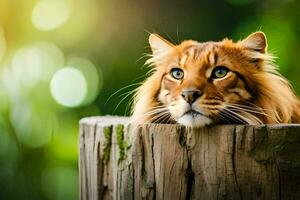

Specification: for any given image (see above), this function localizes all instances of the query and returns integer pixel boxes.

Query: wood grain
[79,117,300,200]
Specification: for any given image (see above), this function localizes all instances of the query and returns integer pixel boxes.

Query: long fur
[131,33,300,125]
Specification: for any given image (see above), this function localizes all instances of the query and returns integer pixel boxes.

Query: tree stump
[79,116,300,200]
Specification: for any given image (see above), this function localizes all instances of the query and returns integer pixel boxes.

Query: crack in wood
[232,126,243,200]
[185,151,194,199]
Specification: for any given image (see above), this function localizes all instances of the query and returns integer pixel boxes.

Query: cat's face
[132,32,298,126]
[149,32,267,127]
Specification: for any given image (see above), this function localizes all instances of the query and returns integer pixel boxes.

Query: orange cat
[131,32,300,127]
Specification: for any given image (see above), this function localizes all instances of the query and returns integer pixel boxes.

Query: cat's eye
[170,68,184,80]
[211,66,228,79]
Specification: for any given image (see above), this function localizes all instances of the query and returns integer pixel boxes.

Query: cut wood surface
[79,116,300,200]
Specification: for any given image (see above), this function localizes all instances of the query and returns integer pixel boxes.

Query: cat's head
[132,32,298,127]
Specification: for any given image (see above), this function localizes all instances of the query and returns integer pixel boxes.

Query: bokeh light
[32,0,72,31]
[12,42,64,87]
[67,57,102,105]
[50,67,87,107]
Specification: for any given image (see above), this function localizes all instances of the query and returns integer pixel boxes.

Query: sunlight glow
[32,0,72,31]
[50,67,87,107]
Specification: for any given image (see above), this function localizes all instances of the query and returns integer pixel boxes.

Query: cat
[131,32,300,127]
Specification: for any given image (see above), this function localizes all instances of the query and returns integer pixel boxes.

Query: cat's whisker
[131,73,151,83]
[145,111,170,123]
[139,106,169,118]
[125,96,137,116]
[144,109,169,116]
[225,104,266,115]
[113,91,135,114]
[218,111,239,124]
[217,111,235,124]
[135,53,151,64]
[226,108,263,125]
[222,107,261,125]
[165,114,173,124]
[146,107,169,115]
[220,108,249,124]
[144,111,169,120]
[229,108,275,122]
[143,105,168,111]
[106,82,142,105]
[227,102,274,112]
[239,111,263,125]
[153,113,171,123]
[118,88,139,98]
[225,104,279,123]
[227,107,267,117]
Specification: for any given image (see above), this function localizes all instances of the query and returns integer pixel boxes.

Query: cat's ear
[149,34,174,55]
[240,31,267,53]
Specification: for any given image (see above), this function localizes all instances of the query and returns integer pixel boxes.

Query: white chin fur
[177,114,212,127]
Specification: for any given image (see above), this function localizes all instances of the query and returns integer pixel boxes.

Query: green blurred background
[0,0,300,199]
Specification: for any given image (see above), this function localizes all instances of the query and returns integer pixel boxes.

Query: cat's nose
[181,90,203,104]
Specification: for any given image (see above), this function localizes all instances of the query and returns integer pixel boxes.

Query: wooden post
[79,116,300,200]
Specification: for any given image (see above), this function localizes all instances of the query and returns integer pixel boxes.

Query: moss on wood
[116,124,130,162]
[103,126,112,163]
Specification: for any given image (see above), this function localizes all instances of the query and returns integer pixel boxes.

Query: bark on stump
[79,116,300,200]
